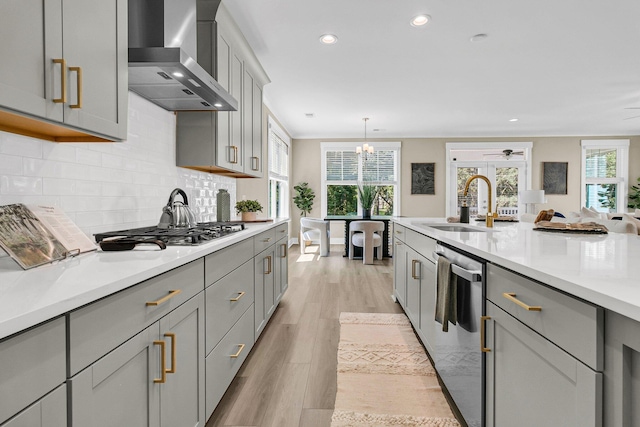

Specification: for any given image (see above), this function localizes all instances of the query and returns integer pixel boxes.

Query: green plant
[293,182,315,216]
[235,199,263,214]
[629,177,640,210]
[358,184,378,210]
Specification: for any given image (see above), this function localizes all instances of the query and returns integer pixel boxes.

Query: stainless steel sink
[418,223,488,232]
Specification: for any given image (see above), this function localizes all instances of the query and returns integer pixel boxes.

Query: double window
[268,117,289,219]
[321,142,401,217]
[581,139,629,213]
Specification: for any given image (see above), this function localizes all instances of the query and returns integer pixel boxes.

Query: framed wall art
[411,163,435,195]
[542,162,568,195]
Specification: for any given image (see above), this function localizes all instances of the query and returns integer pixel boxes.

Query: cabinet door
[70,324,161,427]
[275,239,289,301]
[0,0,63,122]
[255,246,276,337]
[393,240,407,306]
[485,302,601,427]
[61,0,127,139]
[159,294,205,427]
[405,247,421,327]
[418,255,436,355]
[1,384,66,427]
[250,81,263,177]
[242,68,254,175]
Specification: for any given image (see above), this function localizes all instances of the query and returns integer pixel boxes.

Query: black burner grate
[94,222,245,245]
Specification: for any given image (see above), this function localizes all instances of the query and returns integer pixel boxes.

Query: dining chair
[299,217,330,256]
[349,221,384,264]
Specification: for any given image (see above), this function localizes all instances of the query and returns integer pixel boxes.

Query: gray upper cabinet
[176,3,269,178]
[0,0,127,142]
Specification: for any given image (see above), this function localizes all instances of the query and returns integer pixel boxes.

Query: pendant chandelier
[356,118,374,155]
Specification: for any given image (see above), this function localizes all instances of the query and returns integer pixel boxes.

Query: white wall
[0,92,237,240]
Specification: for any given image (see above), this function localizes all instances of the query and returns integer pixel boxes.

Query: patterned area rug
[332,312,461,427]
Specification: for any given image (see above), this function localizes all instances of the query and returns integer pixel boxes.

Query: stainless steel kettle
[158,188,198,229]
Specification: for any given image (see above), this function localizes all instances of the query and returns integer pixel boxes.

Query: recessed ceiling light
[319,34,338,45]
[470,33,488,42]
[509,118,519,122]
[410,15,430,27]
[214,103,222,108]
[172,72,184,78]
[305,113,315,118]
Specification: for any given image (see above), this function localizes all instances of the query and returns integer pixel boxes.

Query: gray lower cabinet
[0,0,127,142]
[404,246,422,328]
[255,244,277,337]
[604,311,640,426]
[275,225,289,302]
[417,252,436,355]
[393,237,407,306]
[485,302,601,427]
[70,293,205,427]
[0,317,66,426]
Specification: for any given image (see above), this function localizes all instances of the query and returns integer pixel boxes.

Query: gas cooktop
[94,222,246,246]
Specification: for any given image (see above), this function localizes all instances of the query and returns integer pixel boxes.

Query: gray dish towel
[435,255,457,332]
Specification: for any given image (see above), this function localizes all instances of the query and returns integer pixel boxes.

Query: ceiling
[222,0,640,140]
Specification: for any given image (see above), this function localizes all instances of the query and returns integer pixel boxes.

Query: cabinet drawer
[405,228,436,256]
[0,317,66,425]
[254,228,277,255]
[205,238,253,286]
[205,259,254,354]
[393,224,406,242]
[275,222,288,239]
[205,305,254,417]
[487,264,603,370]
[69,258,204,375]
[1,383,67,427]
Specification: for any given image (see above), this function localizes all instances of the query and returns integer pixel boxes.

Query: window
[321,142,401,217]
[581,139,629,213]
[268,117,289,219]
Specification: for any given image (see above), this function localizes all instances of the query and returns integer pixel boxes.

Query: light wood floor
[205,244,403,427]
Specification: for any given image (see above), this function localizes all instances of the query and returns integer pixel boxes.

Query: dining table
[323,215,393,258]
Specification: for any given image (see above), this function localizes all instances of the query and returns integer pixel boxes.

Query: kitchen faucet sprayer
[463,175,498,227]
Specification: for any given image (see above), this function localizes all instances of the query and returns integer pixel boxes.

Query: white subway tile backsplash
[0,92,236,236]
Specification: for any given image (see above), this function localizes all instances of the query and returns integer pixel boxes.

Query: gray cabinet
[243,69,263,177]
[275,224,289,301]
[70,293,205,427]
[393,226,407,306]
[255,244,277,337]
[0,0,127,142]
[0,317,66,426]
[604,311,640,426]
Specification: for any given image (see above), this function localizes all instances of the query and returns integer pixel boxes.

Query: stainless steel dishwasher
[433,243,485,427]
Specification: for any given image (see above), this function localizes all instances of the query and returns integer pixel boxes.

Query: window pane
[373,185,394,215]
[327,185,357,216]
[326,151,357,181]
[586,183,617,212]
[457,167,479,215]
[586,148,616,179]
[363,150,395,182]
[496,167,519,212]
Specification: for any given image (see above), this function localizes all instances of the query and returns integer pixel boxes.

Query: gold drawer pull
[251,156,259,171]
[281,243,287,258]
[502,292,542,311]
[69,66,82,108]
[164,332,176,374]
[265,255,272,274]
[230,343,246,358]
[52,58,67,103]
[411,259,420,279]
[146,289,182,306]
[230,146,239,164]
[230,291,246,302]
[153,340,166,383]
[262,237,272,243]
[395,241,403,245]
[280,229,287,233]
[481,316,491,353]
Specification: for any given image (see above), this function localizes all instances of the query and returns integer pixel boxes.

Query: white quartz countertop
[394,217,640,323]
[0,220,287,341]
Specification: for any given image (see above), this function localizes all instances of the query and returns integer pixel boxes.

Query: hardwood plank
[285,303,321,364]
[303,318,339,409]
[299,409,333,427]
[205,377,247,427]
[261,363,311,427]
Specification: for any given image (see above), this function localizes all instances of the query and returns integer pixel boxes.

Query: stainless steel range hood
[128,0,237,111]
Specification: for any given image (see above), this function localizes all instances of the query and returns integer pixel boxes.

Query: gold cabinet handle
[395,241,403,245]
[229,146,238,164]
[230,343,245,358]
[69,66,82,108]
[281,243,287,258]
[52,58,67,103]
[265,255,272,274]
[164,332,176,374]
[153,340,167,383]
[146,289,182,306]
[395,230,402,234]
[280,229,287,233]
[411,259,420,279]
[481,316,491,353]
[502,292,542,311]
[251,156,259,171]
[262,238,272,243]
[230,291,246,302]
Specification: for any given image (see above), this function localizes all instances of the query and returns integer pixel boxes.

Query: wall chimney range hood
[128,0,237,111]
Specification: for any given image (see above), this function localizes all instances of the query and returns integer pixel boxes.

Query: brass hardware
[153,340,166,383]
[262,238,272,243]
[281,243,287,258]
[53,59,67,103]
[480,316,491,353]
[230,291,246,302]
[164,332,176,374]
[251,156,259,171]
[230,343,245,358]
[411,259,420,279]
[265,255,272,274]
[230,146,239,164]
[395,230,402,234]
[502,292,542,311]
[463,174,498,228]
[395,241,403,245]
[146,289,182,306]
[69,66,82,108]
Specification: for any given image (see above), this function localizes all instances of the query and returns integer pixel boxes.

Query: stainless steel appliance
[433,243,485,427]
[94,222,245,247]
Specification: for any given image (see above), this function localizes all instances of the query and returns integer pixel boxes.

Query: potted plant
[293,182,315,217]
[235,199,263,222]
[358,184,378,218]
[629,177,640,211]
